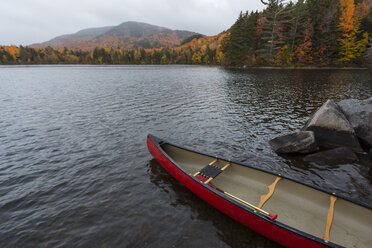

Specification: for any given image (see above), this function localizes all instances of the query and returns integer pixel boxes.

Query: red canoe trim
[147,135,340,248]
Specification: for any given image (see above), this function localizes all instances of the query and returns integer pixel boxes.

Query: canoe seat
[194,159,231,184]
[199,164,223,179]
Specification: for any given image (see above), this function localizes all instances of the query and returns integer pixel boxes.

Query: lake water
[1,65,371,247]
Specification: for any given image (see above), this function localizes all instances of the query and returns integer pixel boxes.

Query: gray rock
[303,100,362,152]
[369,148,372,161]
[303,147,359,165]
[269,131,319,154]
[355,125,372,149]
[338,98,372,149]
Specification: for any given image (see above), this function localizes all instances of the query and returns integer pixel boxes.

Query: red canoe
[147,134,372,248]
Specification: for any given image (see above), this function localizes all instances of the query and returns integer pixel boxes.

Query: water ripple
[0,66,371,247]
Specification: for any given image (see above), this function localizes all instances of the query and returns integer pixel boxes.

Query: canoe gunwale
[147,134,360,248]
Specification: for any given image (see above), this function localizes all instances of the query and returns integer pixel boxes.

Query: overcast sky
[1,0,265,46]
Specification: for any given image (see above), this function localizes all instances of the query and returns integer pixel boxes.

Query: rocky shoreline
[270,98,372,166]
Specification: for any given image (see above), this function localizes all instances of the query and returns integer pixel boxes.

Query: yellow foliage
[4,45,19,59]
[192,52,202,64]
[338,0,369,63]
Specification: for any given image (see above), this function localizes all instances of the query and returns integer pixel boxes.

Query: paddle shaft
[223,191,277,220]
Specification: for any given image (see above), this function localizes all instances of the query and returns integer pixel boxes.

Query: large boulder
[303,100,362,152]
[338,98,372,149]
[269,131,318,154]
[303,147,359,166]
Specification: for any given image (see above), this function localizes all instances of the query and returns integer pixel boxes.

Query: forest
[222,0,372,67]
[0,34,226,65]
[1,0,371,67]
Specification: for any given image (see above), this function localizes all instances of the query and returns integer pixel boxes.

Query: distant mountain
[30,21,201,50]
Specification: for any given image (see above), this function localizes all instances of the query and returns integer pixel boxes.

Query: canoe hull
[147,135,330,248]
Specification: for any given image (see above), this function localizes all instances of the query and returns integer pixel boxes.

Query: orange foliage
[338,0,369,62]
[3,46,19,59]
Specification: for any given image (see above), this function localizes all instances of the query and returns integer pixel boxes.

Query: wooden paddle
[196,175,278,221]
[222,191,278,220]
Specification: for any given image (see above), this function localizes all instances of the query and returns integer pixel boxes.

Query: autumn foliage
[0,34,227,65]
[1,0,371,66]
[221,0,371,67]
[338,0,369,63]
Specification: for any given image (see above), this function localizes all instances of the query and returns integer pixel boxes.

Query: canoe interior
[162,143,372,248]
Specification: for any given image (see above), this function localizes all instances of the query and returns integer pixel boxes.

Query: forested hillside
[222,0,372,66]
[1,0,371,66]
[0,34,226,65]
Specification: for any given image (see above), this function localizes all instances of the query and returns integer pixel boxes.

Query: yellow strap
[258,177,281,208]
[323,195,337,241]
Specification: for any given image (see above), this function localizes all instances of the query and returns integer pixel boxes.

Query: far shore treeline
[0,34,226,65]
[1,0,371,67]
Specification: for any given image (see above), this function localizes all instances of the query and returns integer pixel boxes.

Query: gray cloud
[1,0,264,45]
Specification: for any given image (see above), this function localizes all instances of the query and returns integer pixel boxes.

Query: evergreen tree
[221,11,258,66]
[288,0,307,53]
[256,0,294,63]
[306,0,340,64]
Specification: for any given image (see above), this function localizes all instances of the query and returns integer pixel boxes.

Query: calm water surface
[1,65,371,247]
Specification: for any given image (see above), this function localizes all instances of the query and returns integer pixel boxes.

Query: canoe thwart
[258,176,282,208]
[204,177,214,184]
[221,162,231,171]
[323,195,337,242]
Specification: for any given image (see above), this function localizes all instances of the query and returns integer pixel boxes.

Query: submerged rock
[303,147,359,166]
[303,100,362,152]
[338,98,372,149]
[269,131,318,154]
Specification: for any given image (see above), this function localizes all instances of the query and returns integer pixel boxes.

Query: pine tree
[221,11,258,66]
[306,0,340,64]
[288,0,307,53]
[256,0,294,63]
